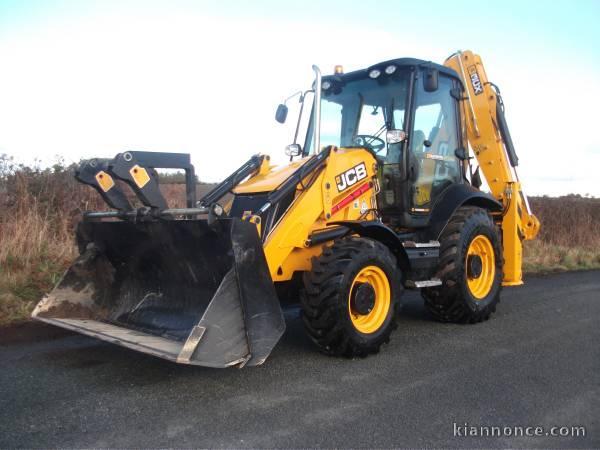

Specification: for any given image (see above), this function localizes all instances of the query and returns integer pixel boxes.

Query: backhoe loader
[33,50,540,367]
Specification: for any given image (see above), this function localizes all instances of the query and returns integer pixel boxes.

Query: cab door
[409,74,462,213]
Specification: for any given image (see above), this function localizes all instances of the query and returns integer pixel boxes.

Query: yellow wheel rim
[348,265,391,334]
[466,235,495,299]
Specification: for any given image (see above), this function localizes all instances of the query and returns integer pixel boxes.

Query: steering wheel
[353,135,385,152]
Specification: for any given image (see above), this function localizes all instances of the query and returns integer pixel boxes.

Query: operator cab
[306,58,466,229]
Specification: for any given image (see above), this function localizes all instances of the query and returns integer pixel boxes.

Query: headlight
[285,144,302,157]
[385,65,397,75]
[322,80,332,90]
[368,69,381,79]
[212,203,224,216]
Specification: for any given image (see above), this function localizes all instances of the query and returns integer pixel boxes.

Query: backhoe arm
[445,50,540,285]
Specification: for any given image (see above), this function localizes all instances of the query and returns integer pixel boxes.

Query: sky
[0,0,599,196]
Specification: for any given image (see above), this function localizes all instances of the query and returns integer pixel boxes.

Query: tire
[300,237,402,357]
[423,206,502,323]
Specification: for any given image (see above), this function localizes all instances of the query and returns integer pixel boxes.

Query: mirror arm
[292,92,306,146]
[284,90,303,105]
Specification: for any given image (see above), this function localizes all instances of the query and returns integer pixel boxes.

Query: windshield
[304,70,411,160]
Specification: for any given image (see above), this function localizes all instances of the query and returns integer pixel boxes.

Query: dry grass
[523,196,600,273]
[523,240,600,273]
[0,158,103,324]
[0,155,598,324]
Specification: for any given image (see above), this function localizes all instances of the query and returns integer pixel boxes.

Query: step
[405,278,443,288]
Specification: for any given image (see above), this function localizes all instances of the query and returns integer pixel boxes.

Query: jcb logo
[467,65,484,95]
[335,163,368,192]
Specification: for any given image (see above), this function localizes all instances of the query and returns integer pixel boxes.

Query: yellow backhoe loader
[33,50,539,367]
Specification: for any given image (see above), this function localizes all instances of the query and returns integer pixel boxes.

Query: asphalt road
[1,270,598,448]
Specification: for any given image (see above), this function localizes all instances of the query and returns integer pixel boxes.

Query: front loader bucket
[32,218,285,368]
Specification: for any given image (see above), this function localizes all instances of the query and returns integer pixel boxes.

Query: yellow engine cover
[245,148,379,282]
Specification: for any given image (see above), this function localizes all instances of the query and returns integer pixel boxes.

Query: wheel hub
[350,282,376,315]
[465,234,496,300]
[467,254,483,279]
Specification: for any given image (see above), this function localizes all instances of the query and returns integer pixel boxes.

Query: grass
[524,196,600,273]
[1,155,598,324]
[0,158,91,324]
[523,240,600,273]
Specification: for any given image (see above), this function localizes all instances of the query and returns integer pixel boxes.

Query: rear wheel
[300,237,402,357]
[423,206,502,323]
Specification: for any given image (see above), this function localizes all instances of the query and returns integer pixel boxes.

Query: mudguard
[329,220,411,270]
[425,184,502,241]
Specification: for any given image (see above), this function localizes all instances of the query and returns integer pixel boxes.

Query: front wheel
[301,237,402,357]
[423,206,503,323]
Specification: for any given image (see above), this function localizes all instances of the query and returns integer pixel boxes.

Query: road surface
[1,270,598,448]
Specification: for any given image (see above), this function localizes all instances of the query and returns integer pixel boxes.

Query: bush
[0,156,598,324]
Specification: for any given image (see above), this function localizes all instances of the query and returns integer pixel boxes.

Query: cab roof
[324,57,461,83]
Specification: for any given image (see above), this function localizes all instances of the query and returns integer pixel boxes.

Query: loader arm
[444,50,540,285]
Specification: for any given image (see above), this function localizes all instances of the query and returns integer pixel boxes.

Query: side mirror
[275,104,288,124]
[285,144,302,157]
[454,148,469,160]
[424,68,439,92]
